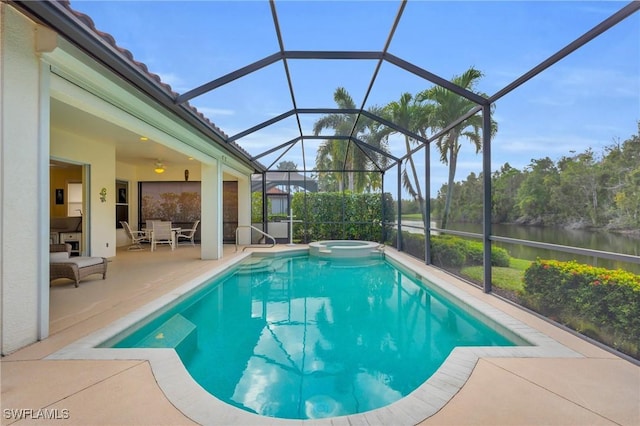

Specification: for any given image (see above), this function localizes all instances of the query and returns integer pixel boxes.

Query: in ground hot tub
[308,240,383,259]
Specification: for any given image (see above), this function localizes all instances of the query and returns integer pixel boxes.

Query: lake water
[400,221,640,273]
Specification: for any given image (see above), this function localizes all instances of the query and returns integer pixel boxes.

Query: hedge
[385,230,511,268]
[290,191,395,242]
[523,259,640,357]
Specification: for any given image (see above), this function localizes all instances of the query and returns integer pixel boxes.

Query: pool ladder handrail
[235,225,276,252]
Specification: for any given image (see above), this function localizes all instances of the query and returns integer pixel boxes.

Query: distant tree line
[431,123,640,230]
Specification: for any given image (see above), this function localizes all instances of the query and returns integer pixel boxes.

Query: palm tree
[417,67,497,229]
[313,88,361,191]
[276,161,298,171]
[359,105,392,192]
[313,88,390,193]
[382,93,434,225]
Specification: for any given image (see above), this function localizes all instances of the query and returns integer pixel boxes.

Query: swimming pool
[49,248,580,425]
[103,254,519,419]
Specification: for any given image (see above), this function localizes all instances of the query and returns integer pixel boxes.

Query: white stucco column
[236,173,252,245]
[0,7,51,353]
[37,59,53,340]
[200,160,222,259]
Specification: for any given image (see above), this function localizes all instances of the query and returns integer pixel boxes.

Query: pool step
[138,314,197,358]
[237,257,290,274]
[236,257,275,274]
[270,258,290,273]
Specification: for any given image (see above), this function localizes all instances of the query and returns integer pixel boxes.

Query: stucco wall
[51,128,116,258]
[0,5,44,353]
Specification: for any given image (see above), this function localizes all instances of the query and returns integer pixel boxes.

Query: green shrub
[402,232,426,259]
[463,240,511,267]
[431,236,466,268]
[491,247,511,267]
[524,259,640,357]
[384,231,512,269]
[291,191,392,242]
[251,192,270,222]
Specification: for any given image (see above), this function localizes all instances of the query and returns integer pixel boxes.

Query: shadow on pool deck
[1,244,638,425]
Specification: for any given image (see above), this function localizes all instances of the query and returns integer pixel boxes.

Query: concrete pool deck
[2,245,639,425]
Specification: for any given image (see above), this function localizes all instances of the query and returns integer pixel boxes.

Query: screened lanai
[8,0,640,368]
[20,0,640,287]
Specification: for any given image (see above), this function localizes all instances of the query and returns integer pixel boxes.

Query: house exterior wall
[0,4,47,354]
[51,128,116,258]
[0,4,254,354]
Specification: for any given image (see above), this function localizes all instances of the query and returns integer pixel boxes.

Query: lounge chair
[177,220,200,246]
[49,244,107,287]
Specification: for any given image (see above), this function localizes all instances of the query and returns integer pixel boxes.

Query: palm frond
[401,165,418,199]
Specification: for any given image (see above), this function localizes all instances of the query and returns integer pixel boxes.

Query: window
[139,181,201,232]
[67,182,83,216]
[116,180,128,228]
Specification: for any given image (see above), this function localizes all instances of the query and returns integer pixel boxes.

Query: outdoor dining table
[171,227,181,248]
[144,225,182,250]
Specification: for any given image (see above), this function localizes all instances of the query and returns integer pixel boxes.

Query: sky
[70,0,640,198]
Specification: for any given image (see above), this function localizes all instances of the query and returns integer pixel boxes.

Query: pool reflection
[170,256,514,419]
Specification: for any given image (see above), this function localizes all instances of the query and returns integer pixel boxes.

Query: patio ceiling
[50,99,195,171]
[14,0,640,176]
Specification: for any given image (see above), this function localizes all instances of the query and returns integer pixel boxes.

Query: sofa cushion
[52,256,104,268]
[68,257,104,268]
[50,252,70,262]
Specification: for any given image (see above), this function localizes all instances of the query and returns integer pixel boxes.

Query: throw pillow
[50,251,70,262]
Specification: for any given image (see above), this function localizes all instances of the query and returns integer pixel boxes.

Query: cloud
[154,72,189,92]
[529,67,640,105]
[457,160,483,171]
[559,68,638,97]
[236,126,302,158]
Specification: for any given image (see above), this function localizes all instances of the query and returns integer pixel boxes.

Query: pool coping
[46,247,582,425]
[309,239,383,259]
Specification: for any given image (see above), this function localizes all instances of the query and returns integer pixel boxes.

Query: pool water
[109,255,517,420]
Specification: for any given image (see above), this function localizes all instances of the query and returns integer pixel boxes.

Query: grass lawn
[401,214,424,220]
[461,258,533,293]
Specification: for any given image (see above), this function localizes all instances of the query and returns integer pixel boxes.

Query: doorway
[49,160,86,255]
